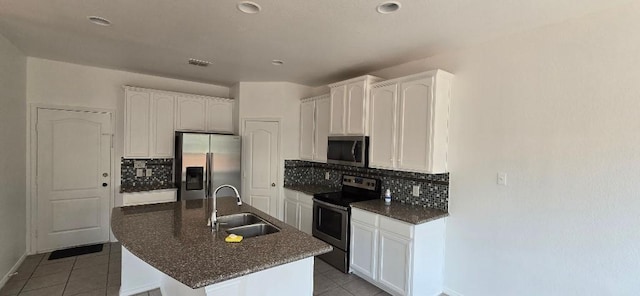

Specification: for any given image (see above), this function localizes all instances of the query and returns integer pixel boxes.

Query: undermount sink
[217,213,264,228]
[217,212,280,238]
[226,223,280,239]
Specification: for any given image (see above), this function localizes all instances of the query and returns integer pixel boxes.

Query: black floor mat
[48,244,103,260]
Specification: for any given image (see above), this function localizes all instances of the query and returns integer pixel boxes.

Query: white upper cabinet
[300,100,315,160]
[176,95,234,133]
[150,93,175,157]
[124,89,151,157]
[369,70,453,173]
[299,94,330,162]
[346,80,366,135]
[313,97,330,162]
[329,86,346,135]
[206,99,234,133]
[124,86,234,158]
[175,96,207,131]
[369,84,398,169]
[329,75,383,136]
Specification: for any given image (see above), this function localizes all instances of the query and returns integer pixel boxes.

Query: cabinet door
[206,99,234,133]
[313,97,330,162]
[284,198,298,228]
[150,93,175,158]
[329,85,346,135]
[298,202,313,235]
[176,96,206,131]
[346,81,367,135]
[299,100,315,161]
[124,90,151,157]
[350,221,378,280]
[378,230,411,295]
[397,77,434,172]
[369,84,398,169]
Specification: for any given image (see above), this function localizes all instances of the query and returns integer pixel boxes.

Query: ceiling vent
[188,58,211,67]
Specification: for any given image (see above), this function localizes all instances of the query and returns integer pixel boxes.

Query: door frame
[27,104,116,254]
[240,118,283,220]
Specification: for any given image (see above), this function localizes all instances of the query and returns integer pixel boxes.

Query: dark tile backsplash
[121,158,174,189]
[284,160,449,211]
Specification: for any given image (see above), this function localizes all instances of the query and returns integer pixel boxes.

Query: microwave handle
[351,141,357,161]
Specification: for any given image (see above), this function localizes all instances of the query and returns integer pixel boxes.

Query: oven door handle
[313,199,349,211]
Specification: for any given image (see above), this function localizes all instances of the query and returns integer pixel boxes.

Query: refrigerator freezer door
[179,133,210,200]
[209,134,242,199]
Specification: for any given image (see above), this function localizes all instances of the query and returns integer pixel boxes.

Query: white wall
[26,58,230,209]
[236,82,313,218]
[0,34,27,283]
[371,3,640,295]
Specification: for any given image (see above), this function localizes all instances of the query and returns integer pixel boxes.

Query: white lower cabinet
[350,208,446,296]
[283,189,313,235]
[350,220,378,279]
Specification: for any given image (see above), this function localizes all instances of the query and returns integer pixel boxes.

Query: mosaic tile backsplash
[121,158,174,190]
[284,160,449,211]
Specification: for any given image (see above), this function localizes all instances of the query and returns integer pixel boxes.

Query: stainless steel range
[312,175,381,273]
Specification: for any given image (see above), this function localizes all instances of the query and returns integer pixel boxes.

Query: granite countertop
[351,199,449,225]
[120,184,176,193]
[111,196,332,289]
[283,184,340,195]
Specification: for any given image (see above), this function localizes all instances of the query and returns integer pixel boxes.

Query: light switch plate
[412,185,420,197]
[136,168,145,177]
[497,172,508,186]
[134,160,146,169]
[325,172,330,180]
[146,169,153,177]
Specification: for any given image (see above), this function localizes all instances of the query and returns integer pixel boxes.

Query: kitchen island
[111,196,332,296]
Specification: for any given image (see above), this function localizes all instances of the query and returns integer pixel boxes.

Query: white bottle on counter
[384,189,392,205]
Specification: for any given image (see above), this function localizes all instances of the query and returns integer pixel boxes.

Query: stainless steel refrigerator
[175,132,241,200]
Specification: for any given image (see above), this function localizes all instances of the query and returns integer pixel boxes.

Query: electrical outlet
[412,185,420,197]
[136,168,145,177]
[146,169,153,177]
[325,172,330,180]
[134,160,146,169]
[497,172,508,186]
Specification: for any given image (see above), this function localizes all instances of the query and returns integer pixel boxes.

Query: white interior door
[242,120,279,218]
[36,108,112,252]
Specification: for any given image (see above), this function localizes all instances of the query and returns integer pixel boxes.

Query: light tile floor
[1,242,389,296]
[313,258,390,296]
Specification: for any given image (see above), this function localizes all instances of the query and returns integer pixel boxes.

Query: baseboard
[0,253,27,289]
[443,287,464,296]
[119,282,160,296]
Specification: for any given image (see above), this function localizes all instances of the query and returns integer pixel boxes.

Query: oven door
[312,199,349,251]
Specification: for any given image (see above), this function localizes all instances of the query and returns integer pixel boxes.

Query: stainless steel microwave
[326,136,369,167]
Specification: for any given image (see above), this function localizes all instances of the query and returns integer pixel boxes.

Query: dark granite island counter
[111,196,331,296]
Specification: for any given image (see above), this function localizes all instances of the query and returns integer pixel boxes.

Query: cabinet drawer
[351,208,378,226]
[283,189,298,201]
[123,189,177,206]
[379,215,413,239]
[298,193,313,206]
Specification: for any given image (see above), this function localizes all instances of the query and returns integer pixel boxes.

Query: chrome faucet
[209,184,242,230]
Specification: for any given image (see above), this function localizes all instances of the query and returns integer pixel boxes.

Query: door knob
[103,173,109,177]
[271,183,276,187]
[102,183,108,187]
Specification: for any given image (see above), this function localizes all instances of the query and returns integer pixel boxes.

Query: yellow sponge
[225,234,243,243]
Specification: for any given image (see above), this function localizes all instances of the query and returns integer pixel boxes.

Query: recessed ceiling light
[87,16,112,26]
[188,58,212,67]
[376,1,401,14]
[272,60,284,66]
[237,1,261,14]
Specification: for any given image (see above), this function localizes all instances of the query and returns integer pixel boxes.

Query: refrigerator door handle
[205,152,211,198]
[209,152,215,197]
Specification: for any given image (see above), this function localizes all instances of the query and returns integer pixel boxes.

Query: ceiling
[0,0,631,86]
